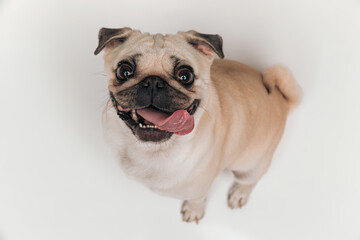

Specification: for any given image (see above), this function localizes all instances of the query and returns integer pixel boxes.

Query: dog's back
[209,59,301,171]
[211,59,302,113]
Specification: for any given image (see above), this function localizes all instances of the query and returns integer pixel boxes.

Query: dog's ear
[182,30,224,59]
[94,27,134,55]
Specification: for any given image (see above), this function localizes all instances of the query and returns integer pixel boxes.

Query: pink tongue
[136,108,194,135]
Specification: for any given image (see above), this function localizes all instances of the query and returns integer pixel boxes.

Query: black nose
[142,76,165,89]
[137,76,170,107]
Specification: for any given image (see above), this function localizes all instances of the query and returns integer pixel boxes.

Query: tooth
[131,110,139,123]
[138,123,157,129]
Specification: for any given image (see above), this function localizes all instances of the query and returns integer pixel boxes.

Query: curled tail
[263,65,302,112]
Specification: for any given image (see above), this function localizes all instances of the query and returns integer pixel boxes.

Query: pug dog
[94,27,301,223]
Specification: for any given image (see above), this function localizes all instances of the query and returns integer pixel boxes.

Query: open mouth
[110,93,200,142]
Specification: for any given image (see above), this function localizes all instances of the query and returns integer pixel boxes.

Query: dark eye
[116,62,134,81]
[176,67,194,85]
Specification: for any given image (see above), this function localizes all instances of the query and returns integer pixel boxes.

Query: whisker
[93,71,108,77]
[199,106,213,120]
[97,93,111,111]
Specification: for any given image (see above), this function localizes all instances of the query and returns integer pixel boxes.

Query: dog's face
[95,28,224,142]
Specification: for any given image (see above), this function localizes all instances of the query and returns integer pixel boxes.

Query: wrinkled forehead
[104,32,204,74]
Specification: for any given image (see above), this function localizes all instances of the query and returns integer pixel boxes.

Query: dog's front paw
[180,199,205,224]
[227,182,254,209]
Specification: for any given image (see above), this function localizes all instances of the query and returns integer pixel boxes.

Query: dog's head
[95,27,224,143]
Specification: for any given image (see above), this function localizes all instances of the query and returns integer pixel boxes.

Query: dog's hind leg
[227,155,272,209]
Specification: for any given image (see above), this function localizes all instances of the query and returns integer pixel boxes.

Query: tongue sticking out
[136,108,194,135]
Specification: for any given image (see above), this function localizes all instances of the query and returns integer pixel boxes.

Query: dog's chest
[120,143,212,199]
[122,146,192,186]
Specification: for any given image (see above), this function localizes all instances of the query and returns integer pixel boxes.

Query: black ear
[183,30,224,59]
[94,27,133,55]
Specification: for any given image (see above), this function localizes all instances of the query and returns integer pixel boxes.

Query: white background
[0,0,359,239]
